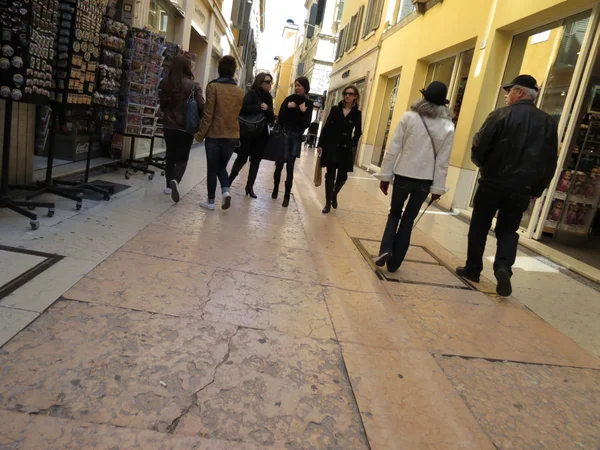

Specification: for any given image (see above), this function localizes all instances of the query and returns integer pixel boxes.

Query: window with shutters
[346,15,357,51]
[335,25,348,60]
[306,3,318,39]
[315,0,326,27]
[397,0,415,22]
[363,0,384,38]
[352,6,364,46]
[335,0,344,22]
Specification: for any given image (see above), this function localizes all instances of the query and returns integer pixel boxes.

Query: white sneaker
[222,192,231,210]
[200,201,215,211]
[163,188,172,195]
[169,180,180,203]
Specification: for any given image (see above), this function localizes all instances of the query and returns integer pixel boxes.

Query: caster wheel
[161,171,165,176]
[28,206,35,211]
[133,168,138,173]
[103,194,111,201]
[148,174,155,180]
[30,220,40,230]
[108,187,115,195]
[48,208,55,218]
[76,201,82,211]
[125,173,131,180]
[102,167,108,174]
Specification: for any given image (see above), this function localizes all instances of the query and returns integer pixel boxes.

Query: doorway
[371,75,400,167]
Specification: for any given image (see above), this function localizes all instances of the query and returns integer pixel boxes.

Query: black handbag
[238,96,266,139]
[262,125,286,162]
[184,85,200,135]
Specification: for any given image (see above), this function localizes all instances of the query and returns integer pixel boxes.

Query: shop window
[424,56,456,89]
[372,75,400,166]
[397,0,415,23]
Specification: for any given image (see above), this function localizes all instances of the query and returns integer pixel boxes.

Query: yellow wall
[274,55,294,114]
[363,0,597,174]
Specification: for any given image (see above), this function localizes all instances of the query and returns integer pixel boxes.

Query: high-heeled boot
[228,161,244,186]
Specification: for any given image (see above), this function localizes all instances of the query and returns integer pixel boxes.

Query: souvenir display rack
[0,0,58,227]
[545,113,600,236]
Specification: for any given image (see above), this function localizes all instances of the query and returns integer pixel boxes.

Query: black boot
[323,174,334,214]
[272,170,281,199]
[333,181,345,209]
[229,161,244,186]
[282,185,291,207]
[322,203,331,214]
[246,187,258,199]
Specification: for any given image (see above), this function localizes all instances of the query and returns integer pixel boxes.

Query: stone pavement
[0,147,600,449]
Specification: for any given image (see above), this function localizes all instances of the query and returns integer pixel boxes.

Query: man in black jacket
[456,75,558,297]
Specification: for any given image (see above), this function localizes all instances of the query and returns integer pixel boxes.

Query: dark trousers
[205,138,237,200]
[324,164,348,204]
[164,129,194,188]
[465,182,531,276]
[229,137,265,189]
[379,176,432,272]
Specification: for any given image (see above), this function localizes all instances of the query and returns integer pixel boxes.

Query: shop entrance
[371,75,400,168]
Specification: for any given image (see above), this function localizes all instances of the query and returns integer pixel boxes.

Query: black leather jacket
[472,99,558,195]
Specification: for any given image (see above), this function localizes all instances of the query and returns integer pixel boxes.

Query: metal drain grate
[352,238,475,291]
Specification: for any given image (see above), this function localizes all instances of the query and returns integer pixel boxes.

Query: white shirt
[375,111,455,195]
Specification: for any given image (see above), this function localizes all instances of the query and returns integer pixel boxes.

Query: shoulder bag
[238,92,266,139]
[184,84,200,135]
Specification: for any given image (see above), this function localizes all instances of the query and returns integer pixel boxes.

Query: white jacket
[375,111,455,195]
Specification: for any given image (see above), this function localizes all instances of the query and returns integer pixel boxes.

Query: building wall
[361,0,598,211]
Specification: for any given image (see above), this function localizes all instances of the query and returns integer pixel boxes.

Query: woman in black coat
[229,72,275,198]
[318,85,362,213]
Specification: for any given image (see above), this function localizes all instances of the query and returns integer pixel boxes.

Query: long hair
[163,54,193,96]
[342,85,360,108]
[410,98,451,119]
[252,72,272,91]
[295,76,310,94]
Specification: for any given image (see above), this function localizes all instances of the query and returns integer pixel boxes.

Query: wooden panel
[0,101,4,182]
[8,102,18,184]
[0,101,37,185]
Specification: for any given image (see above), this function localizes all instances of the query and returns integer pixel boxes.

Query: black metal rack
[104,134,155,180]
[1,100,55,230]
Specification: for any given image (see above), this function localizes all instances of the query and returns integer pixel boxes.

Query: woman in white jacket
[374,81,455,272]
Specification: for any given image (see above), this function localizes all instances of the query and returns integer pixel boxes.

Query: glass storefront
[148,0,177,42]
[371,75,400,167]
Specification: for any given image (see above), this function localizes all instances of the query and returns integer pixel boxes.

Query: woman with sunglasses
[317,85,362,213]
[229,73,275,198]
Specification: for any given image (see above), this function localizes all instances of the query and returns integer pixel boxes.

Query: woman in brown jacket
[159,54,204,203]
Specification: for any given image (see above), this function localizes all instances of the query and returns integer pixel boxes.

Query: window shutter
[231,0,243,29]
[372,0,384,31]
[297,62,305,77]
[315,0,326,27]
[362,0,373,37]
[307,3,318,38]
[354,6,364,45]
[346,17,355,51]
[336,0,344,21]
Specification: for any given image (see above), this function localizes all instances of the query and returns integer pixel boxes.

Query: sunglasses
[344,92,356,97]
[264,79,273,84]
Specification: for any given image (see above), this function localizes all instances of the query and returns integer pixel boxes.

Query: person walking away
[195,55,244,211]
[318,85,362,214]
[159,54,204,203]
[273,77,314,207]
[456,75,558,296]
[374,81,455,273]
[228,73,275,198]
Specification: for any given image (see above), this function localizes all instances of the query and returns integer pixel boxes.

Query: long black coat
[238,88,275,159]
[318,103,362,172]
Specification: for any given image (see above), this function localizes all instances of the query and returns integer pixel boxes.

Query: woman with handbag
[159,54,205,203]
[317,85,362,214]
[273,77,314,207]
[229,73,275,198]
[374,81,455,273]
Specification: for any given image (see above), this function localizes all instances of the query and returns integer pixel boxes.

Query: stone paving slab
[0,301,367,449]
[397,297,600,369]
[122,224,321,284]
[0,409,261,450]
[384,261,468,288]
[65,251,334,340]
[437,356,600,450]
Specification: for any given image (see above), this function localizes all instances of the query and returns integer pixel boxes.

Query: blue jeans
[379,176,432,272]
[205,138,237,201]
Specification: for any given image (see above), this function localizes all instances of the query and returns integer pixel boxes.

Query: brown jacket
[196,78,244,141]
[160,76,205,132]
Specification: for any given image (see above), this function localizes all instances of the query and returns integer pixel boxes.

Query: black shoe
[282,194,290,207]
[456,266,480,283]
[246,187,258,199]
[169,180,180,203]
[495,268,512,297]
[322,204,331,214]
[332,192,338,209]
[272,189,278,200]
[375,252,391,267]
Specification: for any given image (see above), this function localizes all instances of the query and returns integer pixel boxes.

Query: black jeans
[273,131,302,194]
[379,176,432,272]
[465,182,531,276]
[205,138,237,200]
[164,129,194,188]
[325,164,348,203]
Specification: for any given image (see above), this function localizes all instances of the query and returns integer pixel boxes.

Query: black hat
[420,81,449,106]
[502,74,539,92]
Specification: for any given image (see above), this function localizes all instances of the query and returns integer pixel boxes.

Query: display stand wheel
[76,200,82,211]
[102,167,108,174]
[148,173,154,180]
[125,172,131,180]
[103,193,110,201]
[30,220,40,230]
[48,208,55,218]
[28,206,35,211]
[161,171,165,176]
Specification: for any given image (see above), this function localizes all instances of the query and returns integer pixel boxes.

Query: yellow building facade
[359,0,600,249]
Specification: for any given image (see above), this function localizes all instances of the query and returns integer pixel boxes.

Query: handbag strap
[419,114,438,179]
[189,84,195,99]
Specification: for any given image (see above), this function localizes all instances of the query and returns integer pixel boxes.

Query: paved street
[0,147,599,449]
